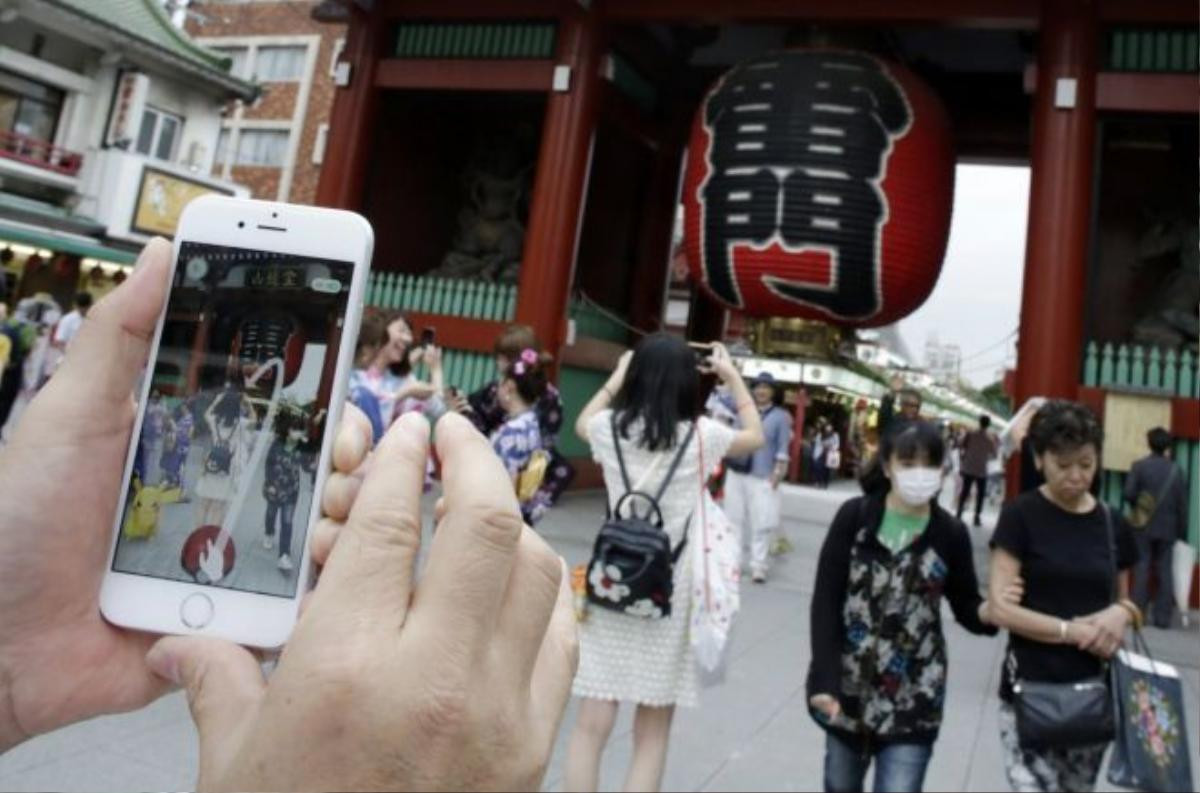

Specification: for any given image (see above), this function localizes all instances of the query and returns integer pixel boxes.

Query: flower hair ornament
[513,348,539,376]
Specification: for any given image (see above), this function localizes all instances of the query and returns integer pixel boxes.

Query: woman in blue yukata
[489,346,554,524]
[461,325,573,521]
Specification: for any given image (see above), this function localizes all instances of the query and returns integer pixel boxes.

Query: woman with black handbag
[563,335,763,793]
[987,400,1142,792]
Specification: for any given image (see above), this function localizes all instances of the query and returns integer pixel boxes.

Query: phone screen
[111,241,353,598]
[420,327,435,347]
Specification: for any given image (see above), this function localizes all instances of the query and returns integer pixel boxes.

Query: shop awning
[0,219,138,266]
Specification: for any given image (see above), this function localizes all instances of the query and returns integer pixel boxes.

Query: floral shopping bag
[1108,635,1194,793]
[689,429,741,675]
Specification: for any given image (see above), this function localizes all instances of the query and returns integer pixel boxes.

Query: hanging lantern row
[683,49,955,328]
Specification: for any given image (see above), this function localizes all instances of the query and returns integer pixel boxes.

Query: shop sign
[132,167,233,238]
[106,71,150,149]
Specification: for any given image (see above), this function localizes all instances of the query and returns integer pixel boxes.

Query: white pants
[723,470,781,576]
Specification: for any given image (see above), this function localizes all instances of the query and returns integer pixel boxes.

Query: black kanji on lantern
[699,51,911,320]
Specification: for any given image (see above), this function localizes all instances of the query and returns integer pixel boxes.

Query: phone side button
[180,593,214,629]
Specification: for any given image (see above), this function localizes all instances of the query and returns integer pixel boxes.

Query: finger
[333,402,373,473]
[19,239,171,427]
[313,412,429,629]
[321,471,363,523]
[309,517,343,568]
[410,413,524,650]
[146,636,265,765]
[434,497,447,525]
[530,558,580,742]
[495,528,564,682]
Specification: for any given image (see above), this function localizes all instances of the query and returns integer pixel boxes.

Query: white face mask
[891,466,942,506]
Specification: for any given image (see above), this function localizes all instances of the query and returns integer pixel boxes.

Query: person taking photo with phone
[562,336,763,793]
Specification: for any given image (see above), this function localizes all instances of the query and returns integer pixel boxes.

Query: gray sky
[898,164,1029,387]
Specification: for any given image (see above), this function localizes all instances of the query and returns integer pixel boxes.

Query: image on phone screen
[111,241,353,598]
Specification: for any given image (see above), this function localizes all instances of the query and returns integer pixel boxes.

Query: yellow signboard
[1102,391,1173,472]
[132,167,231,238]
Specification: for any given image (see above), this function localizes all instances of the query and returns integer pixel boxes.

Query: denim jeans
[824,732,933,793]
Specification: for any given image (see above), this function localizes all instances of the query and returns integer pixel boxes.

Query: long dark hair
[859,419,946,496]
[612,333,700,452]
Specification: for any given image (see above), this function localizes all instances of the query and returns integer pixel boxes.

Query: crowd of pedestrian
[0,238,1193,793]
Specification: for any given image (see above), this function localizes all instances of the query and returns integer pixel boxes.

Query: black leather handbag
[1010,506,1118,750]
[585,415,694,620]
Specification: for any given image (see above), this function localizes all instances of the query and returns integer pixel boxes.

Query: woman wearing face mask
[807,420,1014,793]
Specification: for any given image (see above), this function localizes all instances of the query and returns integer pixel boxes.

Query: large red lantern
[683,50,955,327]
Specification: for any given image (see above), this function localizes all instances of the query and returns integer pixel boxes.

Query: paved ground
[1,481,1197,792]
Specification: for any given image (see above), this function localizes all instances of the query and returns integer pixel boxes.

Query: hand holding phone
[0,238,180,750]
[420,327,436,348]
[149,412,578,791]
[100,197,374,649]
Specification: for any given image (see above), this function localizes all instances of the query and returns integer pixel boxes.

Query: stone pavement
[1,482,1197,792]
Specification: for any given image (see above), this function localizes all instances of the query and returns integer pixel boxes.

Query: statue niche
[1130,210,1200,353]
[431,131,534,284]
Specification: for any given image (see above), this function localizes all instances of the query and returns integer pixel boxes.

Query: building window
[135,106,184,162]
[212,46,250,80]
[0,68,64,142]
[255,46,306,82]
[235,129,289,167]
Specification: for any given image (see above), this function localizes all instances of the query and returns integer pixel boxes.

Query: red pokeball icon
[180,525,237,583]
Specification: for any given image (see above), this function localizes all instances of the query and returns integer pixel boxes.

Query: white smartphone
[100,196,373,648]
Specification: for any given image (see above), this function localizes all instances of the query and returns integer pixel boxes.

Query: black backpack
[585,414,695,620]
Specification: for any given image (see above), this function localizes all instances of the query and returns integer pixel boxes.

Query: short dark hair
[1028,400,1103,456]
[859,419,945,495]
[1147,427,1172,455]
[979,415,991,429]
[898,388,922,406]
[882,419,946,468]
[612,333,700,452]
[75,292,93,309]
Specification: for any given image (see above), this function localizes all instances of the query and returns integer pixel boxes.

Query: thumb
[146,635,265,752]
[48,237,172,407]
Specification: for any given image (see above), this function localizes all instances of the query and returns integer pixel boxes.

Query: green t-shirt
[878,509,929,554]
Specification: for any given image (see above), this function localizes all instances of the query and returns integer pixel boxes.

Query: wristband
[1058,620,1069,643]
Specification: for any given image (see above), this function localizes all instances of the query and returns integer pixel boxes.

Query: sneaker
[263,536,275,550]
[277,554,293,572]
[752,572,767,584]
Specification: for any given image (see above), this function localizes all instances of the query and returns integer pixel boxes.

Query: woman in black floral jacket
[457,325,574,522]
[807,420,1015,793]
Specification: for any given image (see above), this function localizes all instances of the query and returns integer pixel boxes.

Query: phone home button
[180,593,214,630]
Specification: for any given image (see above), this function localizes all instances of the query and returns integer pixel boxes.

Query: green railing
[363,273,634,422]
[1105,27,1199,73]
[367,271,517,322]
[394,22,557,59]
[1082,341,1199,546]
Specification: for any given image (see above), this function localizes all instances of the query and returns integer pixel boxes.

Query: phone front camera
[237,221,245,228]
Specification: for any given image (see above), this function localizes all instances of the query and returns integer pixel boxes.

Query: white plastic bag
[1172,540,1196,627]
[690,428,741,673]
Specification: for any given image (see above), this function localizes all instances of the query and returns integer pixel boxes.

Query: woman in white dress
[194,384,253,528]
[564,335,765,793]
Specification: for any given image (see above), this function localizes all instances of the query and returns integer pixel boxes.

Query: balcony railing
[0,130,84,177]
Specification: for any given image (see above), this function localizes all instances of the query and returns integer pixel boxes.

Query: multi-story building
[181,0,346,204]
[0,0,254,309]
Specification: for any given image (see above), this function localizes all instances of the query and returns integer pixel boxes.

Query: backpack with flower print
[585,413,695,619]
